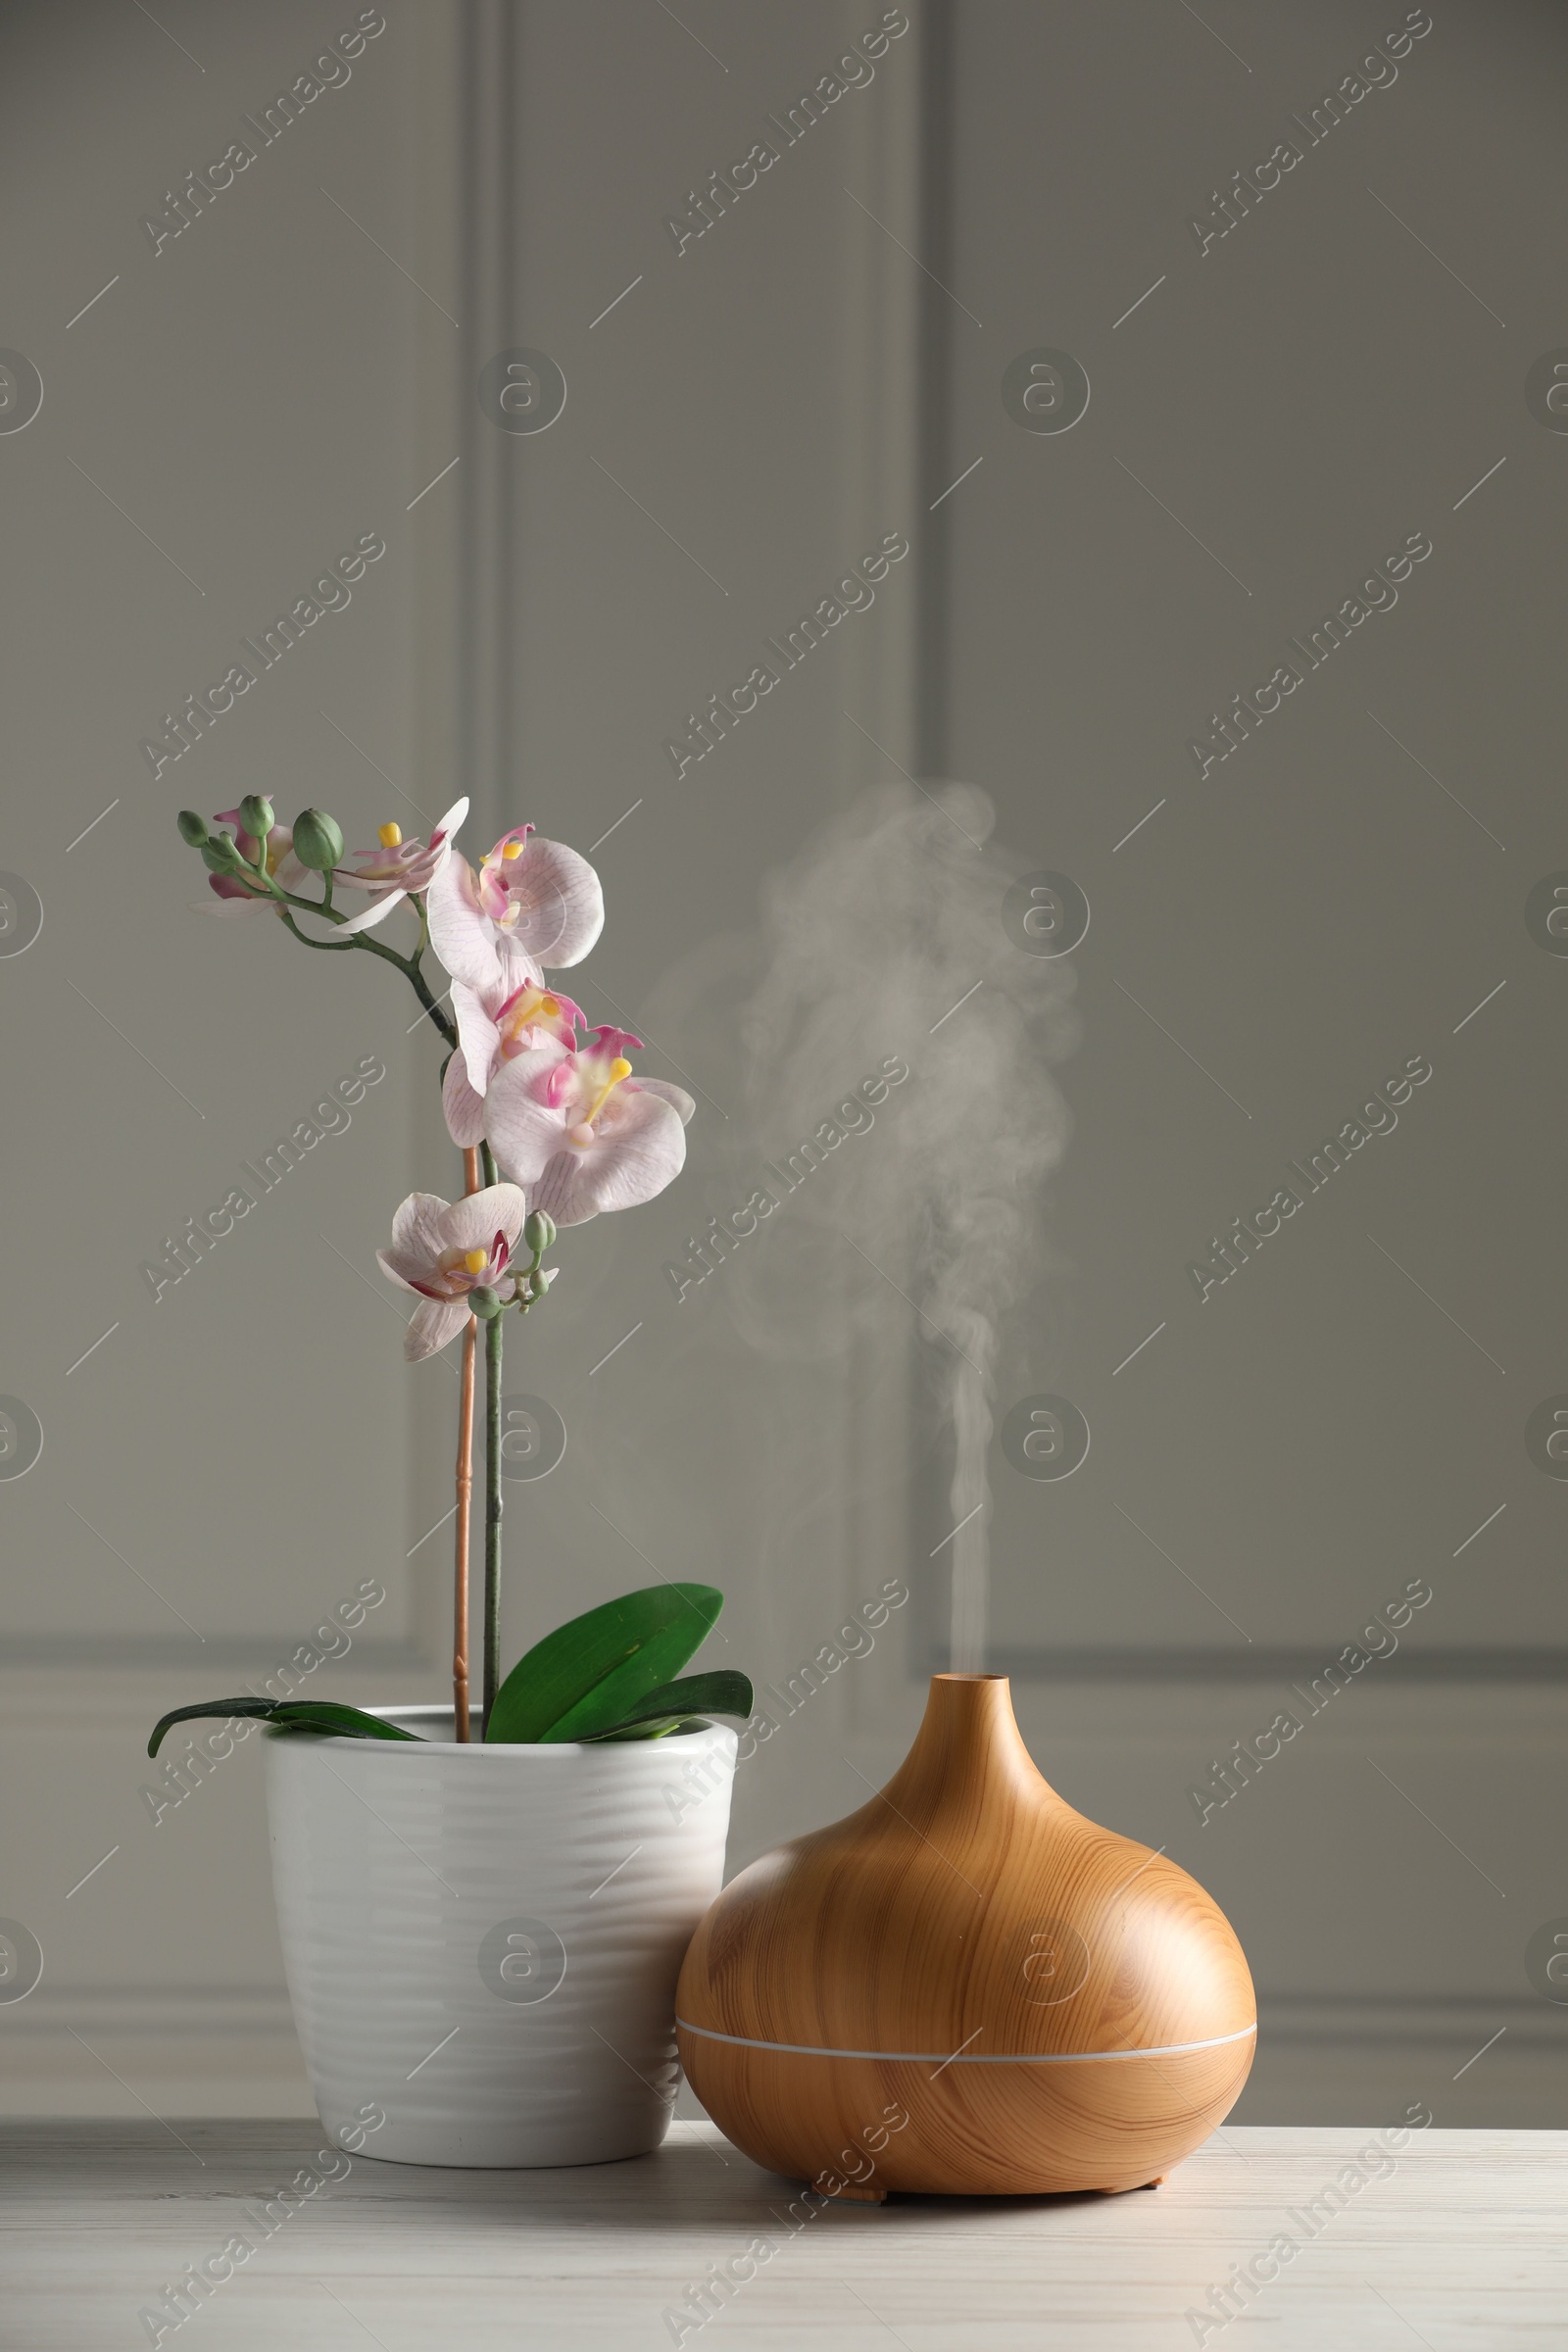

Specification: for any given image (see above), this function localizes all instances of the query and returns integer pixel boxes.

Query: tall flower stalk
[175,792,693,1741]
[482,1137,504,1728]
[453,1144,480,1742]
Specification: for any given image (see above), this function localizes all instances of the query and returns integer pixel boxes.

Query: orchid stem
[277,909,353,954]
[454,1143,481,1744]
[479,1140,503,1735]
[454,1320,476,1741]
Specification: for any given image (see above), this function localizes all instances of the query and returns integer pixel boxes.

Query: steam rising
[735,783,1076,1669]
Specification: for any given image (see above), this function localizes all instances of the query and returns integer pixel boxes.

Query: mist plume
[734,782,1076,1669]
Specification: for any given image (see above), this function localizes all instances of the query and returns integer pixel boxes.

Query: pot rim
[272,1705,739,1757]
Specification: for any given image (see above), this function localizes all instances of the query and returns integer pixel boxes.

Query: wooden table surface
[1,2121,1562,2350]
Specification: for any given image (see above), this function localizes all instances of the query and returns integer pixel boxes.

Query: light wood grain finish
[2,2122,1564,2350]
[677,1674,1255,2194]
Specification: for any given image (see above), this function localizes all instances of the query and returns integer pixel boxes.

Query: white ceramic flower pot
[266,1707,736,2168]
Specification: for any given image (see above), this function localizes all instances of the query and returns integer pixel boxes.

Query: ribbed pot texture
[267,1710,736,2168]
[677,1675,1255,2196]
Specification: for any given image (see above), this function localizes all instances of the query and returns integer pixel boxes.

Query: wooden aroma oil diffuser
[676,1673,1254,2197]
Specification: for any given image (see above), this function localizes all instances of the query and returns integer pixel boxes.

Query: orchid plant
[149,793,748,1750]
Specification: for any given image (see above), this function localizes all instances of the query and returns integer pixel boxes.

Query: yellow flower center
[502,839,524,860]
[501,986,563,1048]
[463,1248,487,1277]
[377,821,402,849]
[570,1057,633,1144]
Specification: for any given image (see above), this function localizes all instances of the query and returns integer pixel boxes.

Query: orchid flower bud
[467,1285,503,1319]
[523,1210,556,1256]
[176,809,210,847]
[239,794,274,840]
[292,808,346,872]
[199,837,244,874]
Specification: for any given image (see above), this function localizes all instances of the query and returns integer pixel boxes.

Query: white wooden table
[2,2122,1562,2349]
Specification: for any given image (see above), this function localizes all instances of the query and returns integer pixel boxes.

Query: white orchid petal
[376,1250,432,1296]
[496,933,549,993]
[528,1154,593,1227]
[328,867,392,894]
[332,887,410,937]
[430,795,469,848]
[442,1054,488,1148]
[427,853,503,993]
[482,1046,572,1188]
[506,837,605,970]
[630,1077,697,1126]
[452,979,503,1095]
[389,1192,453,1267]
[531,1090,686,1227]
[405,1296,471,1362]
[437,1183,526,1256]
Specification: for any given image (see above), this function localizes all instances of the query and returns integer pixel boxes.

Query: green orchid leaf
[591,1717,707,1742]
[485,1583,723,1743]
[147,1698,281,1758]
[147,1696,420,1758]
[575,1670,755,1743]
[268,1701,422,1742]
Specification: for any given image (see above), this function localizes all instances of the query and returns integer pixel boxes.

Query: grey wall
[2,0,1564,2132]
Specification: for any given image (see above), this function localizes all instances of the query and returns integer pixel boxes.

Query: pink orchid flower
[204,810,308,915]
[427,824,604,994]
[483,1027,693,1227]
[442,976,585,1148]
[376,1184,526,1361]
[329,796,469,937]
